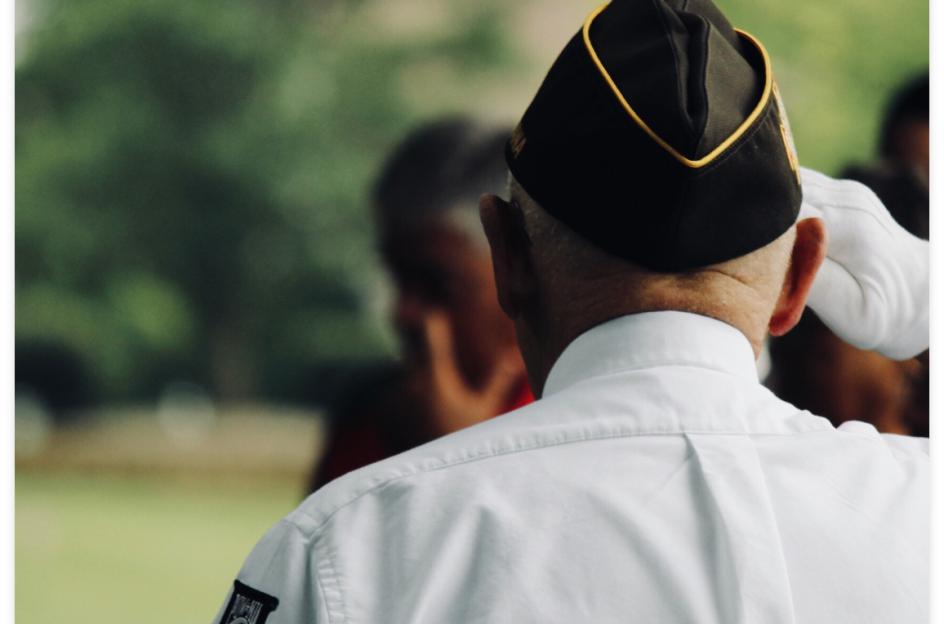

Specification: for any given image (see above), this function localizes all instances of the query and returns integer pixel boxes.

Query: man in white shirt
[212,0,929,621]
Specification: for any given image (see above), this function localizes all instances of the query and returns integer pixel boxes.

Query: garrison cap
[506,0,801,271]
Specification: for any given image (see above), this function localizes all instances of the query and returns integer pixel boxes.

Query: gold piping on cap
[581,1,774,169]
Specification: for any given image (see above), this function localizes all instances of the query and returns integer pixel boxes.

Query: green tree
[16,0,512,404]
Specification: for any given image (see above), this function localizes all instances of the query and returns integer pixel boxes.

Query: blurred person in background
[306,118,532,492]
[770,72,929,436]
[844,71,928,238]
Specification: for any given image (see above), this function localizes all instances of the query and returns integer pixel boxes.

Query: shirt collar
[542,311,759,397]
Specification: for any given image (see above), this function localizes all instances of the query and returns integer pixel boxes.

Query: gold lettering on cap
[773,82,800,184]
[510,123,527,158]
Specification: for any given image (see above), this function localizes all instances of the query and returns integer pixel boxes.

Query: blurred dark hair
[372,117,510,237]
[840,163,928,239]
[879,72,928,160]
[838,71,929,240]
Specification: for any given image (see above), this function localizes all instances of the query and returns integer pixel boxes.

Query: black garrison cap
[506,0,802,271]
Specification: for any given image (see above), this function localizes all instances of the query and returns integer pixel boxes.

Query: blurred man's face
[890,119,929,180]
[381,223,517,387]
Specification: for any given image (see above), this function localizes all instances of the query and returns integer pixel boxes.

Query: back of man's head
[513,178,794,320]
[481,0,826,394]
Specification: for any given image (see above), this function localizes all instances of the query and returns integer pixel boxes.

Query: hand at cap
[799,167,928,360]
[404,310,522,437]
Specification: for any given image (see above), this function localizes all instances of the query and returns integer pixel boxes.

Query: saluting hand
[799,167,929,360]
[404,309,523,438]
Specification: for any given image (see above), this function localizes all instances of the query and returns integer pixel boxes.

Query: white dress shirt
[214,311,928,624]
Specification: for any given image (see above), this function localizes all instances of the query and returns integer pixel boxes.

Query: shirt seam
[315,533,348,624]
[257,519,299,591]
[545,361,758,397]
[292,422,837,620]
[746,437,798,620]
[290,421,835,540]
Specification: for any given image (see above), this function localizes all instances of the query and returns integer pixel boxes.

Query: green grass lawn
[16,470,304,624]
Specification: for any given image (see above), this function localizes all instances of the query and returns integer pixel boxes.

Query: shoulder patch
[220,580,279,624]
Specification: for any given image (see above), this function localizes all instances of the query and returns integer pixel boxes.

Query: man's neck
[525,283,769,397]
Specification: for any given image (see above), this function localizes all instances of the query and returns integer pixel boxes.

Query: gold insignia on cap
[510,123,527,158]
[773,82,800,184]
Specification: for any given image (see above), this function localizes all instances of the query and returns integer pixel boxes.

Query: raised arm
[799,167,929,360]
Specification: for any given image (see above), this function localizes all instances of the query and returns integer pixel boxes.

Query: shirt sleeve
[211,519,331,624]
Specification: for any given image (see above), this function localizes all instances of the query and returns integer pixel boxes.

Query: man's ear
[479,193,535,319]
[769,217,828,336]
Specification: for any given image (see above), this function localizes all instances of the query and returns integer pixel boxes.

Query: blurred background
[14,0,928,622]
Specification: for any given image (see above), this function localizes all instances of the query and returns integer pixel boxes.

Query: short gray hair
[511,175,795,304]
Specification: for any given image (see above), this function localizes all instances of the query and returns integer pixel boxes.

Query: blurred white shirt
[213,311,928,624]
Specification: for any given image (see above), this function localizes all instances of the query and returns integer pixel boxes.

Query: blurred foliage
[721,0,928,174]
[16,0,512,406]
